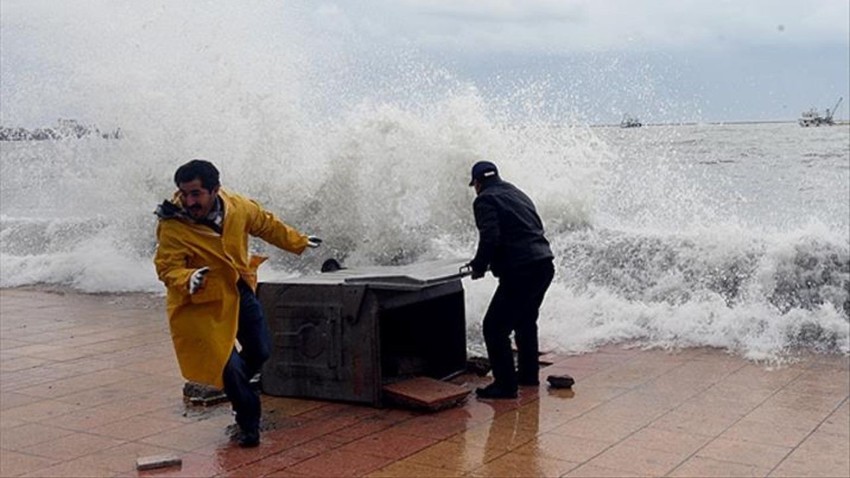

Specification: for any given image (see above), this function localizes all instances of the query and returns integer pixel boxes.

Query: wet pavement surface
[1,288,848,477]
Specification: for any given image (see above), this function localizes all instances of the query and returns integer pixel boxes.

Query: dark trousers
[483,259,554,391]
[222,281,271,433]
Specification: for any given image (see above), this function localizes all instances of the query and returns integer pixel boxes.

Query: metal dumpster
[257,259,468,407]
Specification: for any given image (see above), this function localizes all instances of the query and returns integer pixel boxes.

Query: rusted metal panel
[259,283,380,405]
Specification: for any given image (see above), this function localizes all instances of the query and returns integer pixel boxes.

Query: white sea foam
[1,2,847,360]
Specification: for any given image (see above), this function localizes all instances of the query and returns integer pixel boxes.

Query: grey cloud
[341,0,849,54]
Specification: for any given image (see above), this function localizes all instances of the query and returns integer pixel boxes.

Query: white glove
[188,267,209,294]
[306,236,322,248]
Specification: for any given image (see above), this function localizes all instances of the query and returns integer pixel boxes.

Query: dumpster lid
[271,258,470,290]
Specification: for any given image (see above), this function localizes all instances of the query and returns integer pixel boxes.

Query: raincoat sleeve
[153,223,194,296]
[245,199,310,254]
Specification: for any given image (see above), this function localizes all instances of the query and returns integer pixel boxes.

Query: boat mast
[826,97,843,121]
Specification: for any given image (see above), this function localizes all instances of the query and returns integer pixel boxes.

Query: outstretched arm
[469,197,500,276]
[245,199,311,254]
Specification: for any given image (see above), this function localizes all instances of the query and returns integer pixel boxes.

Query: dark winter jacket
[470,179,553,277]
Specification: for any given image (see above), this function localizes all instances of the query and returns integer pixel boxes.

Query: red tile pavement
[1,288,848,477]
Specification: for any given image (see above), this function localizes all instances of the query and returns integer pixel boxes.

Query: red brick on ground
[0,288,847,478]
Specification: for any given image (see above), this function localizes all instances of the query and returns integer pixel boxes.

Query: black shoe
[518,379,540,386]
[237,429,260,448]
[475,384,517,399]
[546,374,575,389]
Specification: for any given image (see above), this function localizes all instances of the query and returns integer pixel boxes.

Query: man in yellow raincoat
[154,159,320,447]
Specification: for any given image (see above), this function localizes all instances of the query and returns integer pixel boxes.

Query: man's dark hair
[174,159,220,191]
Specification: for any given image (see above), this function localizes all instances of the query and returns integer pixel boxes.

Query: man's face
[177,179,219,219]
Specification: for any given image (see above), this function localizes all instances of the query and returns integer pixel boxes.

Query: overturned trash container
[258,259,469,407]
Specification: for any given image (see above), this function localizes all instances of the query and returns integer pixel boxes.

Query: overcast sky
[2,0,848,126]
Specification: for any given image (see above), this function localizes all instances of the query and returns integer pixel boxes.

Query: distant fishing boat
[620,114,642,128]
[799,97,842,127]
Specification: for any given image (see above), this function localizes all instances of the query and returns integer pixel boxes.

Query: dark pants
[222,281,271,433]
[483,259,554,391]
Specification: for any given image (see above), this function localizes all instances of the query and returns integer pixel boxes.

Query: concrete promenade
[1,288,848,477]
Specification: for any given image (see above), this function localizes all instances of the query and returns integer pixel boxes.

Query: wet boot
[475,383,517,399]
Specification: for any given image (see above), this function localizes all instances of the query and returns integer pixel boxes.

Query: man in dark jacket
[467,161,555,399]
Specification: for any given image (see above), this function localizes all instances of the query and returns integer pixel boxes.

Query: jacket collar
[155,190,225,225]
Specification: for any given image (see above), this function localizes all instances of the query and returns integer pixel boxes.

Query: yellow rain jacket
[154,188,309,389]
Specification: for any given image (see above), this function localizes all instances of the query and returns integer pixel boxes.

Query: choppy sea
[2,120,847,361]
